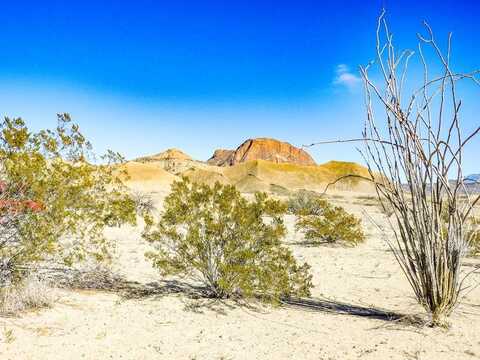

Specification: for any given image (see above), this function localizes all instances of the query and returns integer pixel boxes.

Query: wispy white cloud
[333,64,361,90]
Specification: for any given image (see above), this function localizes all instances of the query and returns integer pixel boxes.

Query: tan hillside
[133,148,206,175]
[125,143,373,194]
[208,138,316,166]
[181,167,227,186]
[117,161,178,190]
[185,159,373,193]
[135,148,192,162]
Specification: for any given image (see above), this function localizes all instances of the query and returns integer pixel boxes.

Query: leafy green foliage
[0,114,137,286]
[144,178,312,301]
[291,192,365,246]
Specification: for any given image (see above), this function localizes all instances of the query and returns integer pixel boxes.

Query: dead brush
[37,263,127,291]
[131,190,156,215]
[466,217,480,256]
[0,275,55,315]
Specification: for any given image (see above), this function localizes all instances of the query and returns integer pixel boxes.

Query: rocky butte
[207,138,316,167]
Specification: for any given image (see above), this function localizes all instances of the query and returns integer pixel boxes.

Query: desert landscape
[1,138,479,360]
[1,2,480,360]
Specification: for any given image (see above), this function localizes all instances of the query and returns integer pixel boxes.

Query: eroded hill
[123,141,374,194]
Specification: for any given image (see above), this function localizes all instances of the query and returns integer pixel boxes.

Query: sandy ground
[1,188,479,360]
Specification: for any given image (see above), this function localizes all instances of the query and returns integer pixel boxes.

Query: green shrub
[287,190,325,216]
[143,178,312,301]
[0,115,137,287]
[295,198,365,246]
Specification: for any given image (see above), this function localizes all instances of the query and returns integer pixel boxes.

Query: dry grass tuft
[467,218,480,256]
[0,275,56,315]
[45,264,126,291]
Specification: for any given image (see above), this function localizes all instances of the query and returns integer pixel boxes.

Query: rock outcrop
[207,138,316,167]
[206,149,235,166]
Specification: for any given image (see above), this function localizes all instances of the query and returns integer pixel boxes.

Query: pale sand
[1,187,479,360]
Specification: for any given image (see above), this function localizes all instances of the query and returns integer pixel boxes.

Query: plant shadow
[50,268,424,325]
[114,279,243,314]
[115,280,424,325]
[285,240,353,248]
[282,297,425,326]
[117,279,208,300]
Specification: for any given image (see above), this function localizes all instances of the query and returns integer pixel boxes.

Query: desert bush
[34,263,127,291]
[468,230,480,256]
[143,178,312,301]
[287,190,325,215]
[0,114,137,288]
[131,190,156,215]
[0,275,55,314]
[295,198,365,246]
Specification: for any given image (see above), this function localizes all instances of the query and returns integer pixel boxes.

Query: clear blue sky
[0,1,479,172]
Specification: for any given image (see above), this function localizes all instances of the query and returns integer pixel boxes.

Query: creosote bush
[287,190,325,216]
[143,178,312,301]
[292,193,365,246]
[0,114,137,289]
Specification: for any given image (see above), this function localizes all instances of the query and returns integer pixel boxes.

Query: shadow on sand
[116,279,209,300]
[51,267,423,325]
[111,279,423,325]
[282,297,411,322]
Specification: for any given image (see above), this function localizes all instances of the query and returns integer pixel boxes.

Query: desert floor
[1,188,479,360]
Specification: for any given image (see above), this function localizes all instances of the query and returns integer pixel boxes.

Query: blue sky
[0,1,479,172]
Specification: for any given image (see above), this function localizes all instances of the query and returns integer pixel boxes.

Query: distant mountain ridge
[462,174,480,194]
[465,174,480,183]
[125,138,374,194]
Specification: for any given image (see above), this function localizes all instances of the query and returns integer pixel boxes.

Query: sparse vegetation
[287,190,325,216]
[2,328,15,344]
[466,217,480,256]
[0,275,55,315]
[468,230,480,256]
[143,178,312,301]
[41,263,128,291]
[288,191,365,246]
[131,190,156,215]
[0,115,137,293]
[295,201,365,246]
